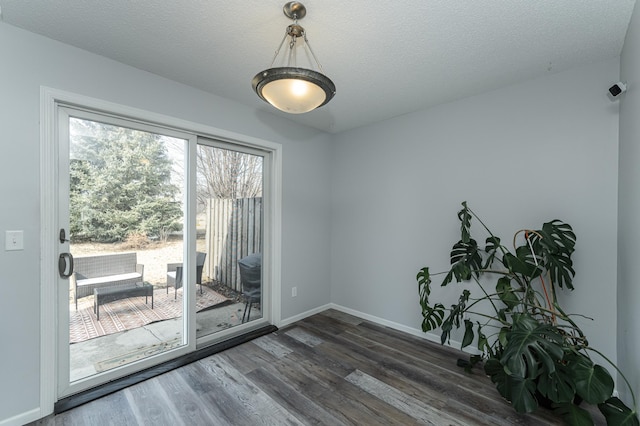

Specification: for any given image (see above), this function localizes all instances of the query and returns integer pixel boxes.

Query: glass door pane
[195,142,264,339]
[66,117,187,382]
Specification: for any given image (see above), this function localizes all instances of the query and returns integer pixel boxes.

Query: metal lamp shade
[252,67,336,114]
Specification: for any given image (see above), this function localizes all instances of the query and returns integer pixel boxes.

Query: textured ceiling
[0,1,636,133]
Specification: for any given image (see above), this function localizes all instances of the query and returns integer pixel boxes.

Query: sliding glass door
[57,108,195,396]
[52,101,275,400]
[195,138,266,342]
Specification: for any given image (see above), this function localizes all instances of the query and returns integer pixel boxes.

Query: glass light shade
[252,67,336,114]
[261,79,325,113]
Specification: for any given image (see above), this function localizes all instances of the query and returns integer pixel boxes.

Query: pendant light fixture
[252,2,336,114]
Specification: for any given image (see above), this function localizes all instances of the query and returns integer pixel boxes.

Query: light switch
[5,230,24,251]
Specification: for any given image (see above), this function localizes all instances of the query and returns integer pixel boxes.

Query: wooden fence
[204,197,262,291]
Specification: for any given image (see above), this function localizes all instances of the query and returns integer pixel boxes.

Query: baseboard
[0,407,42,426]
[326,303,479,355]
[279,302,475,354]
[279,303,333,327]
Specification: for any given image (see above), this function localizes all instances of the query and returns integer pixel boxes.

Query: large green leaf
[498,325,509,347]
[484,236,502,269]
[496,277,519,310]
[461,319,474,348]
[450,239,478,265]
[417,267,432,308]
[566,354,614,405]
[442,262,472,286]
[421,303,445,332]
[509,376,539,413]
[458,201,472,243]
[514,242,540,265]
[417,267,431,292]
[514,245,544,278]
[530,220,576,290]
[476,324,489,353]
[598,397,640,426]
[417,267,447,332]
[450,238,481,269]
[440,290,470,344]
[442,239,482,285]
[485,358,539,413]
[500,314,565,379]
[441,318,453,345]
[544,247,576,290]
[536,363,576,404]
[553,403,595,426]
[539,220,576,253]
[503,252,541,279]
[452,290,471,328]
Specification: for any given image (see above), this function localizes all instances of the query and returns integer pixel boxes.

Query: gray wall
[0,22,332,422]
[331,58,620,378]
[619,0,640,406]
[2,9,637,423]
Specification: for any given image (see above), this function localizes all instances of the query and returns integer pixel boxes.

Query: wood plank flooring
[31,309,607,425]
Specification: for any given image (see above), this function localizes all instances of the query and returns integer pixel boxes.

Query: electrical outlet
[5,230,24,251]
[292,287,297,297]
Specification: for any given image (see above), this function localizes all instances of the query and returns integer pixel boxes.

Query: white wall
[331,58,620,374]
[0,22,332,424]
[618,0,640,407]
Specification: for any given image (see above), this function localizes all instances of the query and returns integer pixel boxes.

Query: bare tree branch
[196,145,262,207]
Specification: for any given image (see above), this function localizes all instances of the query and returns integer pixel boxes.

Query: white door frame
[39,86,282,416]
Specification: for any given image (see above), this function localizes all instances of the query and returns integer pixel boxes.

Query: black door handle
[58,253,74,278]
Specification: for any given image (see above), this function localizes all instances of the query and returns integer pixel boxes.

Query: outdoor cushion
[77,272,142,287]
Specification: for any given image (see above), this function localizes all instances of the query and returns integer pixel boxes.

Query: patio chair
[238,253,261,323]
[166,252,207,299]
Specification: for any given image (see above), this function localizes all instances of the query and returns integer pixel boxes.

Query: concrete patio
[70,301,261,381]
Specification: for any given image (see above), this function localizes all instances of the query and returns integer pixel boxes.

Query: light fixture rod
[302,34,325,74]
[288,37,296,66]
[269,28,325,73]
[268,30,290,68]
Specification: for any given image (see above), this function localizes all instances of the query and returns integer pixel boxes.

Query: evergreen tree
[70,119,183,242]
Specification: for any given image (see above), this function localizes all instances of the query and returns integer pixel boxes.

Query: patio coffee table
[94,283,154,321]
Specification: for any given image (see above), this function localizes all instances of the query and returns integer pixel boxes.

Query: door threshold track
[54,324,277,414]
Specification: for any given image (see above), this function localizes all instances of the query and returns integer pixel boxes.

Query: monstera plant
[417,202,638,426]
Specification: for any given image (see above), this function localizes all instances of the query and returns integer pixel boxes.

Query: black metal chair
[166,252,207,299]
[238,253,261,323]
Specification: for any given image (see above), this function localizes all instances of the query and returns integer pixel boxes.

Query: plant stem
[553,303,587,340]
[463,309,509,324]
[466,205,514,258]
[470,276,502,318]
[430,268,512,277]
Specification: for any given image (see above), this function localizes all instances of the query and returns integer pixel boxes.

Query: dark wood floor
[32,309,606,425]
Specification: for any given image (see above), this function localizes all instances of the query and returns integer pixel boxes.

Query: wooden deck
[32,309,606,425]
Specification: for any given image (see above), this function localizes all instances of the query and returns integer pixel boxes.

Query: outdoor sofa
[70,252,144,309]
